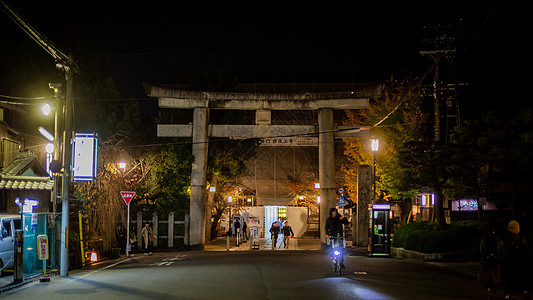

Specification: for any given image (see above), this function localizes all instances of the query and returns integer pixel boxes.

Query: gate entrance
[145,83,379,249]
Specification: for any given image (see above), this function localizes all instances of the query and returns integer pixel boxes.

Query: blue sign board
[337,194,346,207]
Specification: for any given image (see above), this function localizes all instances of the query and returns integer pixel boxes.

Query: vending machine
[370,204,391,256]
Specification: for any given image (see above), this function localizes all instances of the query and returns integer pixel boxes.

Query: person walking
[141,222,154,255]
[269,221,280,249]
[502,220,529,299]
[242,221,248,241]
[234,219,241,245]
[479,224,503,298]
[281,221,294,249]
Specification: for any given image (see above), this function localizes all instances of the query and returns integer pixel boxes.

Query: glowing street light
[38,126,54,141]
[371,139,379,152]
[45,142,54,154]
[371,139,379,204]
[118,162,126,169]
[42,103,51,116]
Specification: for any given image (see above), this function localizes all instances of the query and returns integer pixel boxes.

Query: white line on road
[77,258,133,279]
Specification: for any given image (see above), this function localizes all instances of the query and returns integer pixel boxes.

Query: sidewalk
[204,236,322,251]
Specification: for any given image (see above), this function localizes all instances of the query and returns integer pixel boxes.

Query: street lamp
[371,139,379,204]
[228,196,233,236]
[317,196,321,238]
[42,103,51,116]
[38,126,55,141]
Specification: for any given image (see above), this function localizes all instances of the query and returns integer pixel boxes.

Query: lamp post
[226,195,233,251]
[316,196,321,238]
[371,139,379,204]
[118,162,130,257]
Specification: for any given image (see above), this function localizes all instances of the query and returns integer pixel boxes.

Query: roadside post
[338,187,347,247]
[120,191,136,256]
[37,234,49,280]
[250,226,260,250]
[14,229,23,283]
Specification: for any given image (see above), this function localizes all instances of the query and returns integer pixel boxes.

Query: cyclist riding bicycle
[325,208,349,268]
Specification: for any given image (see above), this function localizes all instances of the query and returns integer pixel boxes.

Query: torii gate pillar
[318,108,336,247]
[190,107,209,249]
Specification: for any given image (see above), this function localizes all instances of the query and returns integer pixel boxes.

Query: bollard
[14,229,23,283]
[226,235,230,251]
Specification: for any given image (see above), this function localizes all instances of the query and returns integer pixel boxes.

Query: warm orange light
[90,251,98,262]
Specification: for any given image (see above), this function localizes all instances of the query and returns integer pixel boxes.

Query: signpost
[337,187,346,224]
[37,235,49,277]
[337,194,346,207]
[120,191,135,256]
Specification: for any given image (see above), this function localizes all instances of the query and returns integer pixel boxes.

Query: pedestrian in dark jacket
[269,222,280,249]
[325,207,348,240]
[479,225,503,297]
[502,220,529,299]
[242,221,248,241]
[281,221,294,249]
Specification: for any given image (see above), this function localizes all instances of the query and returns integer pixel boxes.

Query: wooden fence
[135,212,190,249]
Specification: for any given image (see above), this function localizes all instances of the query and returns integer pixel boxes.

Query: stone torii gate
[145,83,371,249]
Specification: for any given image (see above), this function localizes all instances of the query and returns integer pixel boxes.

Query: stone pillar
[152,212,158,247]
[190,107,208,249]
[168,212,174,248]
[318,108,335,246]
[137,212,142,249]
[357,165,371,247]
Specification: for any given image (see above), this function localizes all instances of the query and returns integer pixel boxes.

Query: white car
[0,214,21,275]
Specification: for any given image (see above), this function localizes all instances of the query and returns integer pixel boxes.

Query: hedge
[392,221,483,254]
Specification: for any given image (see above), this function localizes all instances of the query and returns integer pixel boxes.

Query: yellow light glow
[42,103,51,116]
[371,139,379,152]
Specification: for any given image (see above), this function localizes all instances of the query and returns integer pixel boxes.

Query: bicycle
[328,234,345,275]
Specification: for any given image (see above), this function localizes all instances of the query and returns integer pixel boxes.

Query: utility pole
[419,25,456,142]
[60,58,73,277]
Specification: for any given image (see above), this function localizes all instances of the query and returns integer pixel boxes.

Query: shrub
[393,221,483,254]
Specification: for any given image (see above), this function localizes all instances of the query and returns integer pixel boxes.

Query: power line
[371,2,493,130]
[0,0,77,72]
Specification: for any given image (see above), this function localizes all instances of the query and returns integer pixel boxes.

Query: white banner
[260,137,318,147]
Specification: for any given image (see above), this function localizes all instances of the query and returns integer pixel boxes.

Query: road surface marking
[77,258,132,279]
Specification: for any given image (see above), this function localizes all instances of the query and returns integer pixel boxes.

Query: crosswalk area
[150,254,187,267]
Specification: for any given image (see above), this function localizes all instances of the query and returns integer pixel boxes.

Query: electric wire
[370,1,493,129]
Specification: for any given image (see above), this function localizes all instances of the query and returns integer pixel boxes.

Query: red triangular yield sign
[120,191,135,205]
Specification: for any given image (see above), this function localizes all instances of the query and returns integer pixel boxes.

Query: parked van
[0,214,21,275]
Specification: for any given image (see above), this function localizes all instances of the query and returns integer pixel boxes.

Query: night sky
[0,1,522,121]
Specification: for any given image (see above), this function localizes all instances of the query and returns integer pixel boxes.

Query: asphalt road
[1,250,489,300]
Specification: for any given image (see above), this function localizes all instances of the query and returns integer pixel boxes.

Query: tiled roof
[0,154,54,191]
[0,176,54,191]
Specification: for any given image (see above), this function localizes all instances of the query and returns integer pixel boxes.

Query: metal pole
[60,61,74,277]
[126,203,130,256]
[78,211,85,268]
[373,152,376,204]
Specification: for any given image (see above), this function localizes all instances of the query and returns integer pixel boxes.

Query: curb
[0,273,49,294]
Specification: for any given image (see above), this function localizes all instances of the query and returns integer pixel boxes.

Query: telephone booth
[370,204,391,256]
